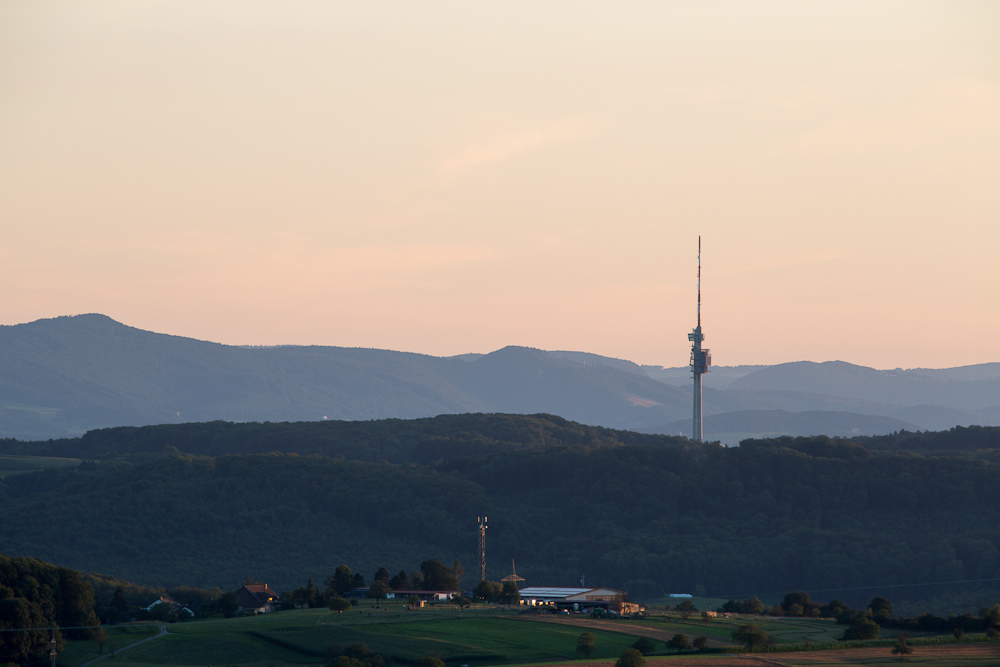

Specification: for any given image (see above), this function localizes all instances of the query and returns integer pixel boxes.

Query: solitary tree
[675,599,697,618]
[111,587,128,615]
[732,623,772,652]
[389,570,409,590]
[954,628,965,642]
[666,634,690,653]
[92,628,108,654]
[366,581,391,603]
[576,632,596,658]
[841,617,880,641]
[332,565,353,597]
[891,634,913,659]
[870,596,893,624]
[498,581,521,605]
[329,597,351,614]
[419,559,461,591]
[473,580,502,602]
[615,647,646,667]
[631,637,656,655]
[692,636,708,652]
[782,591,811,613]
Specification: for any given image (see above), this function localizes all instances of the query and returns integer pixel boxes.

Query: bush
[841,617,880,641]
[615,648,646,667]
[732,624,772,652]
[891,635,913,657]
[631,637,656,655]
[412,657,444,667]
[666,634,689,652]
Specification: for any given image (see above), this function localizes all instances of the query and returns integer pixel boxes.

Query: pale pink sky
[1,1,998,369]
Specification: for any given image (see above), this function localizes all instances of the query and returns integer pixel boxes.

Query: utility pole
[50,629,57,667]
[477,516,488,582]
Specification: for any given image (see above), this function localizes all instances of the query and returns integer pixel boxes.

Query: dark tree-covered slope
[0,413,682,462]
[2,417,999,611]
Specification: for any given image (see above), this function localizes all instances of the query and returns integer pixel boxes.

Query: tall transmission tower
[477,516,488,582]
[688,236,711,440]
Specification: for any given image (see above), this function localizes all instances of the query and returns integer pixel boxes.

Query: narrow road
[79,624,169,666]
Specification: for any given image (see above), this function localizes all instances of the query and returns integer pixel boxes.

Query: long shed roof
[518,587,593,598]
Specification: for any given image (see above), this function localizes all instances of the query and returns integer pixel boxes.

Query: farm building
[384,589,455,601]
[236,583,279,614]
[516,587,639,613]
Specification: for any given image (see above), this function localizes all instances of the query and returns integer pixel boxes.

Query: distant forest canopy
[2,415,1000,615]
[0,413,680,462]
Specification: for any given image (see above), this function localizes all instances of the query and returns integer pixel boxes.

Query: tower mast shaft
[688,236,711,440]
[478,516,487,582]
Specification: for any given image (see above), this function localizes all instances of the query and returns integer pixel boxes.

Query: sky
[1,1,998,369]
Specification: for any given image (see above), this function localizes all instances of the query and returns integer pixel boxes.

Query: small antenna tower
[501,559,525,587]
[687,236,712,440]
[477,516,488,582]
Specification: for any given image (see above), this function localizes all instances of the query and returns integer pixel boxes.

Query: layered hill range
[2,314,998,442]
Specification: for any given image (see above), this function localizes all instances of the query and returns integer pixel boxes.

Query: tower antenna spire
[698,235,702,329]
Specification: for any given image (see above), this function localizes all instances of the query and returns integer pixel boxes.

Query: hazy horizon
[2,2,997,369]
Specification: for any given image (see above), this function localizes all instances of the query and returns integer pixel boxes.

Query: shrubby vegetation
[0,555,99,663]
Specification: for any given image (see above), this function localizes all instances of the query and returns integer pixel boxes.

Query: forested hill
[0,413,685,462]
[3,416,1000,613]
[853,425,1000,455]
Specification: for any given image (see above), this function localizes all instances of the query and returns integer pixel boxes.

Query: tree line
[0,555,100,664]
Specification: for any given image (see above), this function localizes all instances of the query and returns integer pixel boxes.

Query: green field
[0,454,80,477]
[54,607,996,667]
[56,608,642,667]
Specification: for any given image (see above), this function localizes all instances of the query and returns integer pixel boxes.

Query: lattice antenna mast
[688,236,711,441]
[477,516,488,582]
[501,559,525,587]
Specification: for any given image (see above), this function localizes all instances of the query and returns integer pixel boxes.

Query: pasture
[54,606,1000,667]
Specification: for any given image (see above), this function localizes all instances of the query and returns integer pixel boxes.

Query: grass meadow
[54,604,1000,667]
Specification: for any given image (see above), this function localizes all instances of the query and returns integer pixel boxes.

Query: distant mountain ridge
[1,314,998,441]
